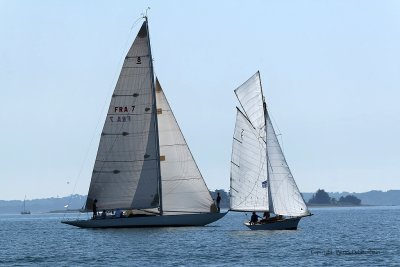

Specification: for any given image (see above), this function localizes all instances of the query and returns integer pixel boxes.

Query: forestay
[156,79,214,214]
[230,109,268,211]
[85,21,160,211]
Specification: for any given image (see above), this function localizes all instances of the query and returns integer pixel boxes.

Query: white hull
[62,212,226,228]
[244,217,301,230]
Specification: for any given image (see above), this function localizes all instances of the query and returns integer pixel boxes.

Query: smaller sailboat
[230,71,311,230]
[21,195,31,215]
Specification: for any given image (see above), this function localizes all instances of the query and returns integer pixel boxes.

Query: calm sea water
[1,206,399,266]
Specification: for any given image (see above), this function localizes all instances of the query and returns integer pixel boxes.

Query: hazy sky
[1,1,399,200]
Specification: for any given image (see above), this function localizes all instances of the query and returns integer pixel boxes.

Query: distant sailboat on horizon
[21,195,31,215]
[230,71,311,230]
[62,17,226,228]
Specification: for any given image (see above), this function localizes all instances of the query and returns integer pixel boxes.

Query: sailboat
[230,71,311,230]
[21,195,31,215]
[62,17,226,228]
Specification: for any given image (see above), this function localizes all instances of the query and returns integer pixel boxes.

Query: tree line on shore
[307,189,361,205]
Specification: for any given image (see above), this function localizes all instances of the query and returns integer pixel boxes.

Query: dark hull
[245,217,302,230]
[62,212,226,228]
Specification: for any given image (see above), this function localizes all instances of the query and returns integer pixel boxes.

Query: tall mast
[145,16,163,215]
[259,72,274,213]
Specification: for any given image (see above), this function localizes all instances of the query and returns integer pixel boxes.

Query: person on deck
[216,192,221,212]
[250,211,259,225]
[260,211,270,223]
[115,208,123,218]
[92,199,98,219]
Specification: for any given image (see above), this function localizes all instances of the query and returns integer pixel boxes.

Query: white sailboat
[230,71,311,230]
[62,17,226,228]
[21,195,31,215]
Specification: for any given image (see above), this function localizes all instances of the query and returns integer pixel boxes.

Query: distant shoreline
[48,209,81,213]
[307,204,373,208]
[1,190,400,214]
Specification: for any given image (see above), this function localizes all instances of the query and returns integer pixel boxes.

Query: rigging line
[269,113,285,153]
[131,16,144,30]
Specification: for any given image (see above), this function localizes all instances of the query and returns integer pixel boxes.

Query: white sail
[265,112,309,216]
[156,79,214,214]
[234,71,265,132]
[230,108,268,212]
[85,21,160,211]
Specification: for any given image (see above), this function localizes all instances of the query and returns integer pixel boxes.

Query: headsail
[230,108,268,211]
[265,112,309,216]
[85,21,160,211]
[156,79,214,214]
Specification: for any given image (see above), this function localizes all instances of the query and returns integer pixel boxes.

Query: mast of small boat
[144,15,163,215]
[258,71,274,213]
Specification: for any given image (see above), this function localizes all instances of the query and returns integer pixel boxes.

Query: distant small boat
[62,16,226,228]
[230,71,311,230]
[21,195,31,215]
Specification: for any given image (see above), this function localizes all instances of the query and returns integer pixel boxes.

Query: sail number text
[114,106,135,113]
[109,106,135,123]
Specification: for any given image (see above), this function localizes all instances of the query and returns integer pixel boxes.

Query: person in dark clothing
[101,210,106,219]
[250,211,259,225]
[260,211,270,223]
[216,192,221,212]
[92,199,98,219]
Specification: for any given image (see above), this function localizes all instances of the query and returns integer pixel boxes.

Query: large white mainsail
[85,21,160,211]
[155,79,214,214]
[231,71,309,217]
[230,108,268,211]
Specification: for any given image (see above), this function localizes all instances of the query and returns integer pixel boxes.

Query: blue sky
[1,1,399,200]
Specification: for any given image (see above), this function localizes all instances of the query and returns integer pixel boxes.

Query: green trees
[308,189,361,205]
[308,189,332,204]
[338,195,361,205]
